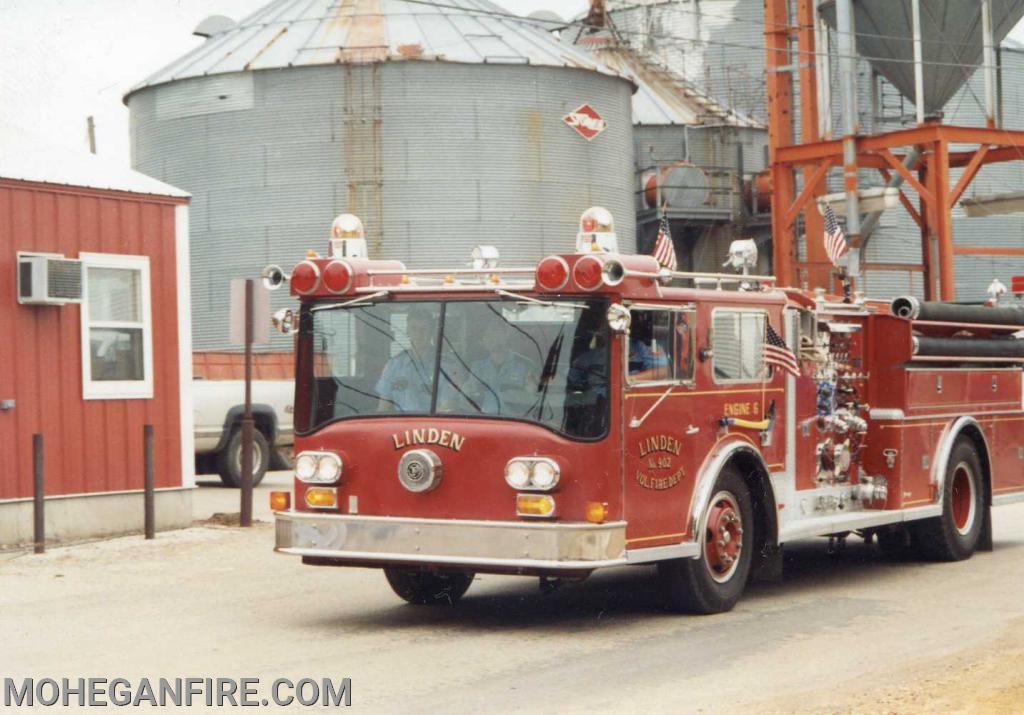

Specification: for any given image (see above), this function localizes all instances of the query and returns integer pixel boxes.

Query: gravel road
[3,476,1023,713]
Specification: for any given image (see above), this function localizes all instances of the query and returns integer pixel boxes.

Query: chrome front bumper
[274,511,629,572]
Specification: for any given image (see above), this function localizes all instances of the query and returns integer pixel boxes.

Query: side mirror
[261,264,289,291]
[606,304,631,333]
[272,307,296,335]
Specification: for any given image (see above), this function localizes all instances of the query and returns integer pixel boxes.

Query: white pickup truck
[192,379,295,487]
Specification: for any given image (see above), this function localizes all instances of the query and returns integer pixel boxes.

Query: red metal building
[0,147,194,546]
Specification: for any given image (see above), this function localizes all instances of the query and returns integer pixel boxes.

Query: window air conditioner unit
[17,252,83,305]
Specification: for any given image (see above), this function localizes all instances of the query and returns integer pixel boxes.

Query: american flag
[823,204,849,266]
[652,216,677,271]
[763,322,800,378]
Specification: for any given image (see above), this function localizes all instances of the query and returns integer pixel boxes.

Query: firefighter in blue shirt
[465,322,539,415]
[376,308,437,412]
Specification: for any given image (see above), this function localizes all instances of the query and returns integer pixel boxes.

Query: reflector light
[585,501,607,524]
[536,256,570,291]
[573,256,604,291]
[1013,276,1024,294]
[305,487,337,509]
[291,260,320,294]
[322,260,353,294]
[516,493,556,518]
[270,491,291,512]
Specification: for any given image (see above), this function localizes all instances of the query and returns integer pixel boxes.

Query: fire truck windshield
[296,298,611,439]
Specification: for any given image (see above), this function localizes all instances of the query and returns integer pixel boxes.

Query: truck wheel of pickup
[384,569,474,606]
[217,428,270,488]
[914,440,984,562]
[658,466,754,614]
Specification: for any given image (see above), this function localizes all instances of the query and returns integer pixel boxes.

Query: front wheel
[384,569,474,606]
[658,466,754,614]
[217,428,270,488]
[913,440,984,561]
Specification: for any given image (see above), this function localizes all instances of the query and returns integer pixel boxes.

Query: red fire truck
[267,209,1024,614]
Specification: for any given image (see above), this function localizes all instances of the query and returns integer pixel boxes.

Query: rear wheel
[384,569,474,606]
[658,466,754,614]
[913,440,984,561]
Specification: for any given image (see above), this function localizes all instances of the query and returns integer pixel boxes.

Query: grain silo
[126,0,636,352]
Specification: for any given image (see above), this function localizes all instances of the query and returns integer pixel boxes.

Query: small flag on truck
[652,216,677,271]
[823,204,849,266]
[763,322,800,377]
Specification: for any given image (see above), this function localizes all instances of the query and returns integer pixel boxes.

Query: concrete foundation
[0,487,194,548]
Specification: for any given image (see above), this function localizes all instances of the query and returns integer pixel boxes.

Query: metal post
[816,14,832,139]
[33,434,44,554]
[240,279,254,528]
[911,0,925,125]
[836,0,861,280]
[144,424,155,539]
[982,0,997,128]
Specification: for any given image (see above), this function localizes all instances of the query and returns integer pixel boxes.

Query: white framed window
[711,309,768,383]
[80,252,154,400]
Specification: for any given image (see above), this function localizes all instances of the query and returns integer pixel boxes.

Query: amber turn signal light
[305,488,338,509]
[585,501,608,524]
[269,491,291,511]
[516,493,556,518]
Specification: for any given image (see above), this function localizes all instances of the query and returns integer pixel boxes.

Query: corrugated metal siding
[130,63,635,351]
[609,0,768,123]
[0,181,184,500]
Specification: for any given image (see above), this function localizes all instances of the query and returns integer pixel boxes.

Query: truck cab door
[622,305,703,547]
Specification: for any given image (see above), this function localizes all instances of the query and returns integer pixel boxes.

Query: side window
[712,310,766,382]
[80,253,153,400]
[628,309,694,384]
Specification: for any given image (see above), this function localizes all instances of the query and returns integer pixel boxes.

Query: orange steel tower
[766,0,1024,300]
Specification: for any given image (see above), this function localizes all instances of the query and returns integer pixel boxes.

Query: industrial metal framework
[766,0,1024,300]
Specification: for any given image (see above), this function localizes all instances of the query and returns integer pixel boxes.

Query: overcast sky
[2,0,1022,170]
[0,0,587,166]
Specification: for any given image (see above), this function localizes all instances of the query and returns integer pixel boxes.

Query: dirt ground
[3,480,1024,713]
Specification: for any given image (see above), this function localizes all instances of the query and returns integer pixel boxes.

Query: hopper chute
[818,0,1024,115]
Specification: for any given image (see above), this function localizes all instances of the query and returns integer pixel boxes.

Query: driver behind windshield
[376,308,437,412]
[463,322,539,415]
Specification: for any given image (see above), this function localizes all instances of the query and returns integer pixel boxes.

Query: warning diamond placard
[563,103,608,141]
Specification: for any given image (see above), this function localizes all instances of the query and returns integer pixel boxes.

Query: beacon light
[575,206,619,253]
[322,260,354,294]
[573,255,605,291]
[329,213,368,258]
[536,256,570,291]
[291,260,320,295]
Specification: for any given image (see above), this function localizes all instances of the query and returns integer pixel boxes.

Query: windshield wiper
[310,290,389,312]
[495,289,588,310]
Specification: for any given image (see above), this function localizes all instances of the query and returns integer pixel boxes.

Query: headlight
[531,460,558,489]
[505,460,531,489]
[317,454,342,482]
[295,451,342,483]
[295,453,318,481]
[504,457,560,491]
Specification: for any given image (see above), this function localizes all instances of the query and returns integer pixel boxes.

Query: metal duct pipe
[913,336,1024,359]
[892,295,1024,326]
[860,148,920,249]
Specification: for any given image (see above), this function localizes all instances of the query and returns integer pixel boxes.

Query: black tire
[912,440,985,561]
[384,569,474,606]
[217,428,270,488]
[658,466,754,614]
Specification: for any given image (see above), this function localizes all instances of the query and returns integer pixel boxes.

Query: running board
[779,505,942,542]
